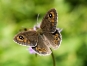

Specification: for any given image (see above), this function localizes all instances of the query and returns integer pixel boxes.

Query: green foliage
[0,0,87,66]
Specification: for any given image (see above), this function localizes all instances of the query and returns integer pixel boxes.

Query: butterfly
[13,8,62,56]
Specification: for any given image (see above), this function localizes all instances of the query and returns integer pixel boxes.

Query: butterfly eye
[24,28,27,31]
[19,35,24,40]
[49,13,52,18]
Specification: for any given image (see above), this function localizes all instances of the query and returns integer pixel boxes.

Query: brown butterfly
[13,8,62,56]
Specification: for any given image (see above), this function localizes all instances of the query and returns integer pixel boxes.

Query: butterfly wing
[44,29,62,49]
[40,8,57,33]
[32,35,52,55]
[14,31,38,47]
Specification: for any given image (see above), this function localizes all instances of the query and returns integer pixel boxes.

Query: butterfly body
[14,8,62,56]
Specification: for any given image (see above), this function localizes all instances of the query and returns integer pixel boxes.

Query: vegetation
[0,0,87,66]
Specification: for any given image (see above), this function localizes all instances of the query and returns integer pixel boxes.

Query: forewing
[40,8,57,33]
[14,31,38,47]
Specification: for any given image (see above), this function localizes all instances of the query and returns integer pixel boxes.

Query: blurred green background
[0,0,87,66]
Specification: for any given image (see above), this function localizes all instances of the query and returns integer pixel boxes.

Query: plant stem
[51,49,56,66]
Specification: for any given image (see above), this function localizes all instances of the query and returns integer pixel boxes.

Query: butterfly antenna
[35,14,40,30]
[36,14,40,26]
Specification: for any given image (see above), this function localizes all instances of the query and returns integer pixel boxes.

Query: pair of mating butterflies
[14,8,62,56]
